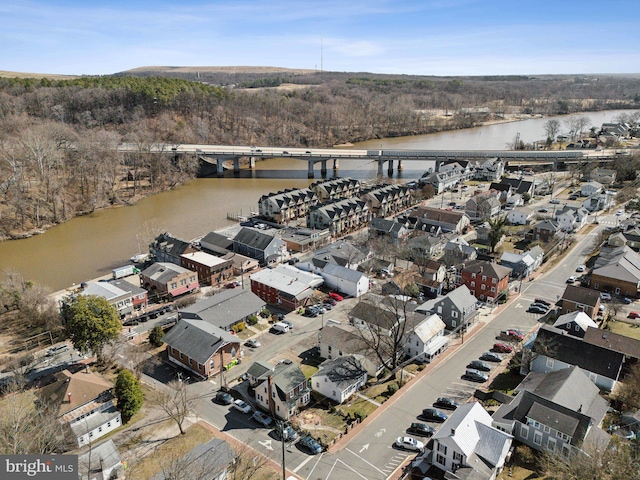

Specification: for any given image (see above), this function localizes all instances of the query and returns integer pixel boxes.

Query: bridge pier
[333,158,339,170]
[308,160,315,178]
[249,157,255,169]
[321,160,327,176]
[217,158,224,177]
[378,158,385,176]
[397,160,403,171]
[233,158,240,173]
[387,159,394,176]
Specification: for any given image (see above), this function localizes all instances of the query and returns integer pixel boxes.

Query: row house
[461,260,511,303]
[473,157,505,181]
[360,183,413,217]
[149,232,197,265]
[258,188,319,223]
[140,262,199,300]
[309,177,361,202]
[306,198,371,237]
[108,279,148,312]
[419,161,471,195]
[251,361,311,421]
[80,281,134,319]
[180,251,233,286]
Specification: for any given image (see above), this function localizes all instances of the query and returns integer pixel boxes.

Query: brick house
[527,220,560,243]
[461,260,511,303]
[163,318,241,380]
[140,262,199,300]
[251,361,311,420]
[560,285,601,318]
[250,264,323,311]
[180,251,233,286]
[591,246,640,297]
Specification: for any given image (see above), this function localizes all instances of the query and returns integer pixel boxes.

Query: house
[607,227,640,250]
[317,262,370,298]
[473,158,505,181]
[232,227,287,265]
[140,262,199,299]
[590,168,616,185]
[36,369,121,447]
[310,177,361,202]
[279,226,331,252]
[507,207,535,225]
[555,206,590,232]
[498,178,535,197]
[246,361,275,388]
[416,402,512,480]
[499,246,543,279]
[77,439,123,480]
[252,361,311,420]
[108,279,148,312]
[582,326,640,367]
[306,198,371,237]
[360,183,413,217]
[311,356,368,404]
[409,207,471,234]
[526,325,626,391]
[415,259,448,296]
[405,233,448,259]
[580,181,603,197]
[465,192,501,220]
[149,233,197,265]
[582,190,616,212]
[527,219,560,242]
[312,241,372,270]
[81,281,133,319]
[591,245,640,297]
[250,264,323,311]
[180,251,233,286]
[369,217,410,244]
[221,251,260,275]
[552,311,598,338]
[560,285,601,318]
[199,231,234,255]
[150,438,235,480]
[460,260,511,303]
[416,285,479,332]
[317,324,387,376]
[492,366,609,456]
[443,237,478,265]
[179,289,266,331]
[258,187,318,223]
[403,313,449,363]
[163,318,241,380]
[348,295,405,337]
[505,193,524,209]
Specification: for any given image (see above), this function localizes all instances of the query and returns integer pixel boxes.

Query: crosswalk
[381,451,409,476]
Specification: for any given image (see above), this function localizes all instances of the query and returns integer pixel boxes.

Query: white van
[272,322,290,334]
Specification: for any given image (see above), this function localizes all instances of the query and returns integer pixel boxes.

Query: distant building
[258,188,318,223]
[149,233,197,265]
[307,198,371,237]
[409,207,471,234]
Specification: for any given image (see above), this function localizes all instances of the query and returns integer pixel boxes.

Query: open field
[0,70,77,79]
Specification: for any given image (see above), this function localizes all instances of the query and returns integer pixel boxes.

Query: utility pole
[278,421,286,480]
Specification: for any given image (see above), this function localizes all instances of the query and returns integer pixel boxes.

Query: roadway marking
[515,303,523,309]
[374,428,387,438]
[291,454,314,473]
[258,439,273,451]
[345,448,387,475]
[296,452,324,478]
[359,443,369,453]
[327,458,370,480]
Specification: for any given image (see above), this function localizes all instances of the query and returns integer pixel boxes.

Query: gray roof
[593,245,640,284]
[141,262,192,284]
[561,285,600,308]
[250,264,324,299]
[259,362,308,400]
[163,318,239,365]
[349,295,402,329]
[369,217,405,235]
[246,361,273,378]
[313,356,367,390]
[77,439,121,478]
[108,279,146,297]
[553,311,597,331]
[320,262,365,283]
[233,227,280,251]
[180,289,265,328]
[313,241,369,267]
[200,231,233,252]
[151,438,235,480]
[445,284,478,311]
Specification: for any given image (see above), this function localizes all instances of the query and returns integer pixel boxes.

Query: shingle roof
[37,369,113,416]
[81,282,129,301]
[233,227,279,251]
[151,438,235,480]
[313,356,367,390]
[553,311,598,332]
[463,260,511,280]
[180,289,265,328]
[410,207,466,226]
[349,297,400,329]
[162,318,238,365]
[583,327,640,359]
[246,361,273,378]
[592,245,640,284]
[141,262,192,284]
[78,439,121,477]
[561,285,600,308]
[320,262,365,283]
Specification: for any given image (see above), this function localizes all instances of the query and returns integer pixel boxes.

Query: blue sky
[1,0,639,76]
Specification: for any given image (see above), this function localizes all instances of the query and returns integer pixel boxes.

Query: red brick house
[560,285,601,318]
[180,251,233,286]
[140,262,199,300]
[250,264,324,311]
[461,260,511,303]
[163,318,241,380]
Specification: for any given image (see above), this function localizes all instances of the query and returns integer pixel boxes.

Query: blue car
[623,297,633,304]
[298,435,322,454]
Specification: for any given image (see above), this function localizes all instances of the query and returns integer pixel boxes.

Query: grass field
[606,319,640,340]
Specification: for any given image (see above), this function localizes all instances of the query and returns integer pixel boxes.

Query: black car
[538,208,548,213]
[214,391,233,405]
[420,408,448,423]
[480,352,503,362]
[467,360,491,372]
[304,308,318,317]
[407,422,435,437]
[463,369,489,383]
[433,397,459,410]
[528,305,548,314]
[534,298,552,307]
[298,435,322,454]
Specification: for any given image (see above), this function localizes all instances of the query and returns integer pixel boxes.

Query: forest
[1,69,639,239]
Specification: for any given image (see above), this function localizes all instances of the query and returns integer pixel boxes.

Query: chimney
[67,392,72,404]
[451,428,456,435]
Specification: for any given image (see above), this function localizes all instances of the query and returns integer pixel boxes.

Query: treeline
[1,72,639,238]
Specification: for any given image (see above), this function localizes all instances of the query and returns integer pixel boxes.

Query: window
[481,284,485,290]
[436,454,446,466]
[315,382,319,387]
[437,443,447,454]
[534,432,542,445]
[482,275,486,281]
[547,438,556,451]
[575,324,579,331]
[472,273,476,279]
[471,281,475,287]
[544,425,550,433]
[453,452,463,463]
[491,287,496,292]
[171,282,177,289]
[492,278,497,284]
[546,358,554,368]
[452,320,456,327]
[452,311,458,318]
[527,418,541,428]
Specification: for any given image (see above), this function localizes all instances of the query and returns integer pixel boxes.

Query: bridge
[120,143,624,177]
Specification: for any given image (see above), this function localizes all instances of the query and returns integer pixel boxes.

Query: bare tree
[544,119,561,145]
[565,116,592,142]
[151,380,197,435]
[616,362,640,410]
[154,438,237,480]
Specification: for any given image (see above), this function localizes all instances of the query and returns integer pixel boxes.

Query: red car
[499,330,524,342]
[628,312,640,319]
[493,343,514,354]
[329,292,343,302]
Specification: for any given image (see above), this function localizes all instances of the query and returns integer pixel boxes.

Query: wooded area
[1,71,639,238]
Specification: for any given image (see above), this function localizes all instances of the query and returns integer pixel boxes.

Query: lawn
[300,364,319,379]
[336,396,378,420]
[489,370,524,395]
[606,320,640,340]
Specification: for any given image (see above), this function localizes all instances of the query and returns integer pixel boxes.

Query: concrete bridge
[120,143,624,177]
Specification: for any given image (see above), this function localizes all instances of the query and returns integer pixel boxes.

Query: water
[0,109,633,290]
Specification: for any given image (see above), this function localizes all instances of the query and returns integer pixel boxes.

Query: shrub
[386,383,399,396]
[354,410,367,421]
[260,308,271,318]
[247,315,259,326]
[233,321,246,333]
[114,369,144,422]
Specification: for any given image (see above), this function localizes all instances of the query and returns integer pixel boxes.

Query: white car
[616,210,624,216]
[576,265,586,272]
[601,293,612,301]
[566,276,576,283]
[232,399,252,414]
[395,436,424,452]
[550,198,561,204]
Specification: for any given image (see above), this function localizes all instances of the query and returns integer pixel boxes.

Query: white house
[318,262,369,298]
[311,356,368,404]
[415,402,512,480]
[553,311,598,338]
[403,313,449,363]
[582,190,616,212]
[580,181,603,197]
[555,206,590,232]
[507,207,534,225]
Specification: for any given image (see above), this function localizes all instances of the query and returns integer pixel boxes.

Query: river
[0,109,634,290]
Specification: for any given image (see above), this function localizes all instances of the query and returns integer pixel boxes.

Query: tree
[565,116,592,142]
[544,119,561,144]
[616,362,640,410]
[149,325,165,347]
[63,294,122,362]
[151,380,196,435]
[487,215,508,253]
[522,192,531,203]
[114,368,144,422]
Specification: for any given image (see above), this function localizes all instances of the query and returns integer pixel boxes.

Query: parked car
[463,369,489,383]
[232,399,252,414]
[315,306,327,314]
[467,360,491,372]
[252,411,274,428]
[576,265,586,272]
[538,208,548,213]
[623,297,633,304]
[528,305,548,314]
[566,276,576,283]
[407,422,435,437]
[480,352,503,362]
[433,397,459,410]
[123,319,139,326]
[550,198,561,204]
[214,391,234,405]
[322,303,333,310]
[281,320,293,330]
[271,322,290,334]
[530,302,549,311]
[395,436,424,452]
[420,408,448,423]
[225,282,237,289]
[600,293,612,301]
[329,292,344,301]
[304,307,318,317]
[628,312,640,319]
[493,343,514,353]
[569,195,578,200]
[325,298,337,306]
[298,435,322,454]
[245,339,261,348]
[46,344,70,356]
[534,298,552,307]
[273,424,299,442]
[499,329,524,341]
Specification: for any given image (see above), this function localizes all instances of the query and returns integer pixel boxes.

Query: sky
[1,0,639,76]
